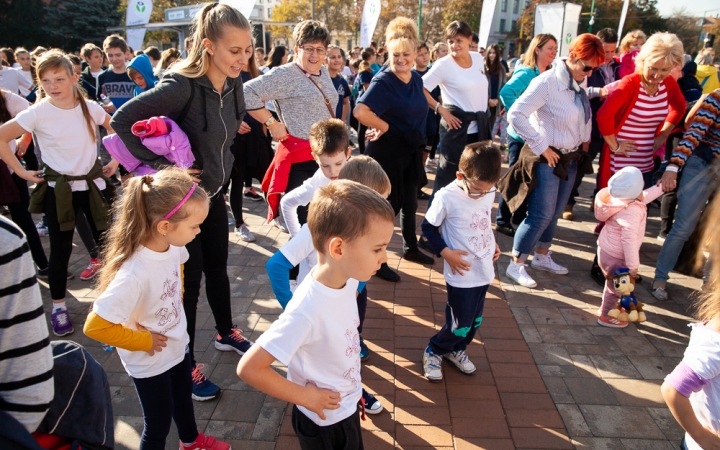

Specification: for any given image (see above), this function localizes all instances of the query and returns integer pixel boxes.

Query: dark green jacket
[29,161,114,232]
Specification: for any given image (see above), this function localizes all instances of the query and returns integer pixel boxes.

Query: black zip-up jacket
[111,72,245,196]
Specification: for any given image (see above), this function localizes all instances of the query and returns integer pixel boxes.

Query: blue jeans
[496,135,527,226]
[512,160,578,260]
[655,155,720,282]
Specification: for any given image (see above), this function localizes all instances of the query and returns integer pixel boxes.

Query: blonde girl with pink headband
[83,168,230,450]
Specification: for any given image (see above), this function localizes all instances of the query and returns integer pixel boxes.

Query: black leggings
[132,353,198,449]
[357,123,367,154]
[8,173,47,269]
[44,187,106,299]
[183,193,233,364]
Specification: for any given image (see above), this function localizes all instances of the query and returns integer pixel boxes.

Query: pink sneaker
[181,433,230,450]
[597,314,628,328]
[80,258,102,281]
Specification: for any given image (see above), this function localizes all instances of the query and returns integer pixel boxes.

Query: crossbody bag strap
[296,64,335,118]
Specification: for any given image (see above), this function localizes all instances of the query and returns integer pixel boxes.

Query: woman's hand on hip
[542,148,560,167]
[238,121,251,135]
[268,121,288,141]
[366,123,389,142]
[614,140,636,156]
[440,107,462,130]
[660,169,678,192]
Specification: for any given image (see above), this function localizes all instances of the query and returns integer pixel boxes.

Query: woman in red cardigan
[596,32,686,193]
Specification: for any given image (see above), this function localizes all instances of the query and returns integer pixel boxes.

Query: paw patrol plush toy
[607,268,646,322]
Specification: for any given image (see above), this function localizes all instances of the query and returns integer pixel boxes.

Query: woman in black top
[354,17,434,282]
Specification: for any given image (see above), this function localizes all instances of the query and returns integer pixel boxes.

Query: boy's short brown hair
[338,156,391,196]
[81,44,103,60]
[308,180,395,253]
[459,141,502,183]
[309,118,350,157]
[103,34,128,53]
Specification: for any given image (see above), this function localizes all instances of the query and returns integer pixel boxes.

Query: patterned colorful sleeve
[670,91,720,168]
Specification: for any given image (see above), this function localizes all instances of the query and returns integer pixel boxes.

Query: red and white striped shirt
[611,82,669,173]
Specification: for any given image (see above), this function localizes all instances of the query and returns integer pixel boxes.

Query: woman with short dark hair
[244,20,338,232]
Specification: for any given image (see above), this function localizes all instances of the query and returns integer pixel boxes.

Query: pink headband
[164,183,196,220]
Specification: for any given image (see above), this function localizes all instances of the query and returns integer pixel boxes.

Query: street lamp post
[418,0,423,40]
[695,8,720,54]
[588,0,596,33]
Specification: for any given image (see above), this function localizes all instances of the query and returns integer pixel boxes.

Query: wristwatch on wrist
[264,116,277,127]
[611,143,619,153]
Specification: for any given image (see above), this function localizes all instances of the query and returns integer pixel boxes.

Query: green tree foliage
[44,0,122,51]
[0,0,51,49]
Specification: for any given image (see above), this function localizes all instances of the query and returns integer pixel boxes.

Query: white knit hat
[608,166,644,200]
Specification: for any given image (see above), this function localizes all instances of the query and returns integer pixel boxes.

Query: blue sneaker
[51,309,74,336]
[359,335,370,361]
[215,326,253,355]
[191,364,220,401]
[361,388,383,414]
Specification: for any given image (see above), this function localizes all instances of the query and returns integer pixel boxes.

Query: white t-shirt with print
[280,168,330,237]
[422,53,488,134]
[256,271,362,426]
[279,224,317,286]
[424,181,496,288]
[679,323,720,450]
[15,99,106,191]
[92,245,190,379]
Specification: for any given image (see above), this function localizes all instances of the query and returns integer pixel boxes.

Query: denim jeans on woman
[512,159,578,260]
[654,155,720,282]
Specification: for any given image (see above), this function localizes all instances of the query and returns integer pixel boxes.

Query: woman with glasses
[596,32,686,197]
[499,34,605,288]
[354,17,434,282]
[244,20,338,232]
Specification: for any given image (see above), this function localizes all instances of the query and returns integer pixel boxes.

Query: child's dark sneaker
[191,364,220,401]
[361,388,383,414]
[443,349,476,375]
[181,432,230,450]
[215,327,253,355]
[422,346,443,382]
[359,336,370,361]
[243,187,263,202]
[51,309,74,336]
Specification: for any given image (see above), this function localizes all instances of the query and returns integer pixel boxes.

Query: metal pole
[695,12,706,55]
[418,0,423,40]
[588,0,595,33]
[312,0,315,20]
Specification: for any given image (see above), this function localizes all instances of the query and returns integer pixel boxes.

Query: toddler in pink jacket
[594,166,663,328]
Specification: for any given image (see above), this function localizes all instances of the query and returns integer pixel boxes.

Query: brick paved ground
[29,156,697,449]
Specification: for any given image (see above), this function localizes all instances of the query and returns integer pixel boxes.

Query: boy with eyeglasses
[420,141,503,382]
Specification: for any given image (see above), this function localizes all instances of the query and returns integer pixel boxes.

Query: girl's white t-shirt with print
[422,52,488,134]
[680,324,720,450]
[92,245,190,379]
[424,181,496,288]
[256,271,362,426]
[15,99,106,191]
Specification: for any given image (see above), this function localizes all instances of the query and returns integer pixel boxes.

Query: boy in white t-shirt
[238,181,395,450]
[420,142,503,382]
[280,118,352,237]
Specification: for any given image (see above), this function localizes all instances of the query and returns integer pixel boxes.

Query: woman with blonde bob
[597,32,686,195]
[354,17,434,281]
[111,2,255,401]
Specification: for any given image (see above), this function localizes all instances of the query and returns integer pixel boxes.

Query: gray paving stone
[563,378,620,405]
[611,336,661,356]
[543,377,575,403]
[589,355,643,379]
[250,406,284,441]
[536,325,598,344]
[621,438,676,449]
[527,306,568,325]
[570,355,602,378]
[570,437,625,449]
[556,404,592,437]
[539,364,581,378]
[647,407,686,441]
[627,356,683,380]
[605,379,665,407]
[558,307,599,326]
[579,405,666,439]
[528,343,573,366]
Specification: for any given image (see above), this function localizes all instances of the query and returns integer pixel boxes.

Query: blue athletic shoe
[215,326,253,355]
[191,364,220,401]
[359,335,370,361]
[361,388,383,414]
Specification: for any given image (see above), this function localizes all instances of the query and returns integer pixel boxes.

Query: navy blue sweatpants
[429,284,489,355]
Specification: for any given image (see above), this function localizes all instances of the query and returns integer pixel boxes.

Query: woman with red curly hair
[500,33,604,289]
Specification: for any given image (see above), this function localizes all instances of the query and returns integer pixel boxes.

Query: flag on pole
[360,0,382,47]
[617,0,630,43]
[220,0,257,19]
[126,0,153,51]
[478,0,498,49]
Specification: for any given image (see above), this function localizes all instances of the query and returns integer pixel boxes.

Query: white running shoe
[235,224,256,242]
[531,251,569,275]
[422,346,443,382]
[506,261,538,288]
[273,217,289,233]
[651,286,668,301]
[443,350,477,375]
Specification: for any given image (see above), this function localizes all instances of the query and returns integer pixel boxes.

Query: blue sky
[655,0,720,18]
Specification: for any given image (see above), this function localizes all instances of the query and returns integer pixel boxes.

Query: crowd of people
[1,2,720,449]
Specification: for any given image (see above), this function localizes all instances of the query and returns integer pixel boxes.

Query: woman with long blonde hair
[110,2,255,401]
